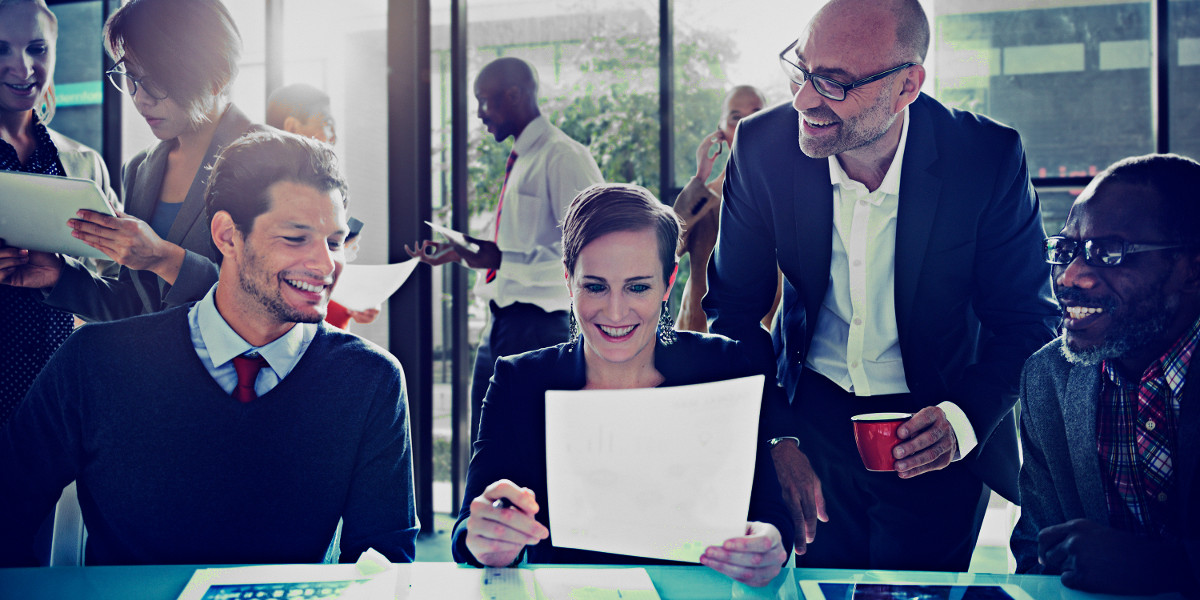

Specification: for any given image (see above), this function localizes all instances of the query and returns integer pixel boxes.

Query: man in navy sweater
[0,130,419,566]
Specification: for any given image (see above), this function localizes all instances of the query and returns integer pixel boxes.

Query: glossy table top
[0,563,1184,600]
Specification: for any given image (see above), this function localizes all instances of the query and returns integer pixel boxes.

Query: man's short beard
[1059,287,1178,367]
[1059,313,1170,366]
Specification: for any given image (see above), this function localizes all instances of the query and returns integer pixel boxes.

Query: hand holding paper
[465,479,549,567]
[699,521,787,587]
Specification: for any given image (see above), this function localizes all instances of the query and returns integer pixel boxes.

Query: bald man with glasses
[704,0,1058,570]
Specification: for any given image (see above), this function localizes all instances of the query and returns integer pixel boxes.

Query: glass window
[933,2,1154,179]
[1171,0,1200,160]
[671,0,811,190]
[46,1,105,152]
[278,0,390,349]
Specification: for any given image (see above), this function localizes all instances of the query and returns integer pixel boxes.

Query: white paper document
[424,220,480,253]
[175,550,399,600]
[408,566,659,600]
[544,375,764,563]
[330,261,419,312]
[532,568,660,600]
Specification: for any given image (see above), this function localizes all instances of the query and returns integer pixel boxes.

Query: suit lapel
[128,142,170,221]
[1062,363,1108,523]
[791,154,832,342]
[165,105,252,245]
[894,98,942,333]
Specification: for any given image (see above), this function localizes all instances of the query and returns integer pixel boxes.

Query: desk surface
[0,563,1183,600]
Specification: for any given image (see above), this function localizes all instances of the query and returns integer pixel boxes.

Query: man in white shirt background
[704,0,1058,570]
[408,57,603,441]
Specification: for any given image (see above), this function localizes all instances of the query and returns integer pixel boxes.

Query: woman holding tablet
[0,0,118,425]
[452,183,793,587]
[0,0,254,323]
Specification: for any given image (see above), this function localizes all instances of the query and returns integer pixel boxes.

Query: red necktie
[485,150,518,284]
[231,354,270,403]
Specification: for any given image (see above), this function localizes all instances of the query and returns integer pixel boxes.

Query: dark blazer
[1012,338,1200,580]
[704,93,1059,501]
[450,332,795,566]
[43,105,256,322]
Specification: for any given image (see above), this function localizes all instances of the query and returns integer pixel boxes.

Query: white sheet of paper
[544,375,764,563]
[533,568,660,600]
[330,261,418,312]
[175,564,397,600]
[424,220,480,253]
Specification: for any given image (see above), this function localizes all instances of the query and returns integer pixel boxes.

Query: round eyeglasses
[1044,236,1185,267]
[105,66,168,101]
[777,39,915,102]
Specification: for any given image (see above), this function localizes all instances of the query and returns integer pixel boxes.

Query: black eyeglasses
[778,39,916,102]
[1044,236,1185,267]
[105,65,168,100]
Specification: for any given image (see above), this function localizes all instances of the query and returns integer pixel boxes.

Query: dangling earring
[657,300,677,346]
[566,304,580,351]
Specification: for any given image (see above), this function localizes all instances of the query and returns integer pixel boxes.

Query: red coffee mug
[851,412,912,471]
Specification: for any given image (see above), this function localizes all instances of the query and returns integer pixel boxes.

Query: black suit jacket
[450,332,795,566]
[704,93,1058,501]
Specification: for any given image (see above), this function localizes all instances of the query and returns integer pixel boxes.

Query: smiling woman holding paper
[0,0,119,425]
[0,0,256,323]
[452,183,793,587]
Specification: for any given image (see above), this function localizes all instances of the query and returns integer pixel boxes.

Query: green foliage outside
[462,26,737,312]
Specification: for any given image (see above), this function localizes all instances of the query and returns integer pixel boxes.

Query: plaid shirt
[1097,317,1199,536]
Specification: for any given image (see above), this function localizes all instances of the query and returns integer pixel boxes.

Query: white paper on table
[330,261,419,312]
[175,549,398,600]
[544,375,764,563]
[533,568,660,600]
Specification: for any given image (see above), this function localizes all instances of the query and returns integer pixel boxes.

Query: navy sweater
[0,305,418,566]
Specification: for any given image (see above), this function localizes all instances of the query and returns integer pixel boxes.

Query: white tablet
[798,580,1039,600]
[0,170,115,260]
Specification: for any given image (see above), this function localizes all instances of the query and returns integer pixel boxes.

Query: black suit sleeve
[947,130,1057,450]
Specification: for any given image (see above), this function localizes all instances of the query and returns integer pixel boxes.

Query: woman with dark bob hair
[0,0,257,322]
[451,183,793,586]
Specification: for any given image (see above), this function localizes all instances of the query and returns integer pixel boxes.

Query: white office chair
[49,481,87,566]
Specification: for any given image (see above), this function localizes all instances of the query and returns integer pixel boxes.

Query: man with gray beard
[1012,153,1200,595]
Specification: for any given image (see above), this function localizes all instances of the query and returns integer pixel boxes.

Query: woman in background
[453,183,792,587]
[674,85,781,333]
[0,0,118,425]
[0,0,254,323]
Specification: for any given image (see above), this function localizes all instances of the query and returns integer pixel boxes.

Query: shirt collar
[194,284,315,378]
[512,115,549,156]
[1103,315,1200,394]
[826,106,910,198]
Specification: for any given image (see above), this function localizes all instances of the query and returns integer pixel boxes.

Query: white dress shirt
[188,284,317,397]
[804,109,978,459]
[474,115,603,313]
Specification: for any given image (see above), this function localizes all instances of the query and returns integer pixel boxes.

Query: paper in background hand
[544,375,764,563]
[424,221,480,253]
[330,261,418,312]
